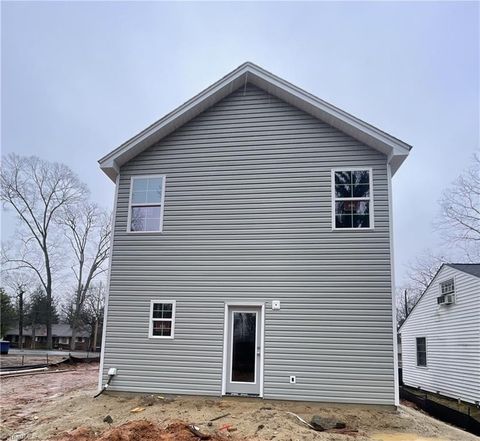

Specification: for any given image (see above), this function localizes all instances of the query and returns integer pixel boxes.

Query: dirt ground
[0,363,477,441]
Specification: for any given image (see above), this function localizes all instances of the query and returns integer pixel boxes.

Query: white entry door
[225,306,262,396]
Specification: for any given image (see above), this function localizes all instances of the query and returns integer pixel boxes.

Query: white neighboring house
[399,264,480,404]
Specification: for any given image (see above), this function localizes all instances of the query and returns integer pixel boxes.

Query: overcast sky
[2,1,479,287]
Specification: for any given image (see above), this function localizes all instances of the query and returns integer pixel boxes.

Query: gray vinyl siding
[401,266,480,403]
[101,84,395,405]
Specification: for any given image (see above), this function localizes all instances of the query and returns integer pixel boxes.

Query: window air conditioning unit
[437,294,455,305]
[444,294,455,304]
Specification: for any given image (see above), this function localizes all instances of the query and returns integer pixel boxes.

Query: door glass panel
[231,312,256,383]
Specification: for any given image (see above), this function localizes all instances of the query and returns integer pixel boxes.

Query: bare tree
[1,154,87,348]
[404,250,445,298]
[1,269,34,349]
[85,281,106,351]
[437,153,480,260]
[396,250,445,326]
[62,203,110,350]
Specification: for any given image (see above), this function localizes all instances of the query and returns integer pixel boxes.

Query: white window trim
[148,300,176,339]
[331,167,374,231]
[127,174,166,233]
[416,336,428,368]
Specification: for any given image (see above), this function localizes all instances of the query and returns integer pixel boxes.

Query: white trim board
[126,174,166,233]
[97,174,120,391]
[148,299,176,339]
[330,167,374,231]
[99,62,411,181]
[221,302,265,397]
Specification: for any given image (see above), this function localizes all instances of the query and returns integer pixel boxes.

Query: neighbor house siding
[401,266,480,403]
[101,84,395,405]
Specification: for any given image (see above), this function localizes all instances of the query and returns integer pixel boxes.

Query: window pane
[417,353,426,366]
[131,206,161,231]
[335,214,352,228]
[353,215,370,228]
[131,208,146,231]
[417,337,426,351]
[145,218,161,231]
[231,312,256,382]
[352,184,370,198]
[132,177,163,204]
[152,320,172,336]
[145,206,161,218]
[153,303,173,319]
[132,178,149,192]
[335,171,351,185]
[352,170,369,184]
[335,184,352,198]
[352,201,369,215]
[335,201,353,215]
[336,201,369,215]
[132,191,147,204]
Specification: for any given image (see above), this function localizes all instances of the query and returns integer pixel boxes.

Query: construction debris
[129,407,145,413]
[209,413,230,422]
[218,423,233,431]
[187,424,210,439]
[310,415,346,431]
[286,411,318,431]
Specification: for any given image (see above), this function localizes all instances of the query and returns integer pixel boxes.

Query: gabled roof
[398,262,480,332]
[99,62,412,182]
[446,263,480,279]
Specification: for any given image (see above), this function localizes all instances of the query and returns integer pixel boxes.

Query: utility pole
[17,285,25,349]
[404,289,409,319]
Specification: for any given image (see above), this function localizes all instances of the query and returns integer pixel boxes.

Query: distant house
[5,324,91,351]
[97,62,412,405]
[399,264,480,404]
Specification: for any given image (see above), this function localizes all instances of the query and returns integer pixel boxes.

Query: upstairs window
[332,169,373,229]
[149,301,175,338]
[440,278,455,295]
[128,176,165,232]
[416,337,427,367]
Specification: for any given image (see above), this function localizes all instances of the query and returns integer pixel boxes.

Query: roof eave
[99,62,412,182]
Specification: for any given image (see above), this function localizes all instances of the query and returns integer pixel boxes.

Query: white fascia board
[99,62,412,182]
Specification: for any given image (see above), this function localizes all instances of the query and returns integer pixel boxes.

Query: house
[399,264,480,404]
[5,324,91,351]
[98,62,411,405]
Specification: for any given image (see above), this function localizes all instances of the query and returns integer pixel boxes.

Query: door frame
[221,302,265,397]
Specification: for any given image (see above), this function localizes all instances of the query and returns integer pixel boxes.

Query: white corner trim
[97,174,120,391]
[126,174,166,233]
[221,303,229,396]
[260,303,265,398]
[387,164,399,406]
[148,300,176,339]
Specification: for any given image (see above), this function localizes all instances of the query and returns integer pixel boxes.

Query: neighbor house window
[128,175,166,232]
[332,169,373,229]
[440,279,455,295]
[416,337,427,367]
[149,300,175,338]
